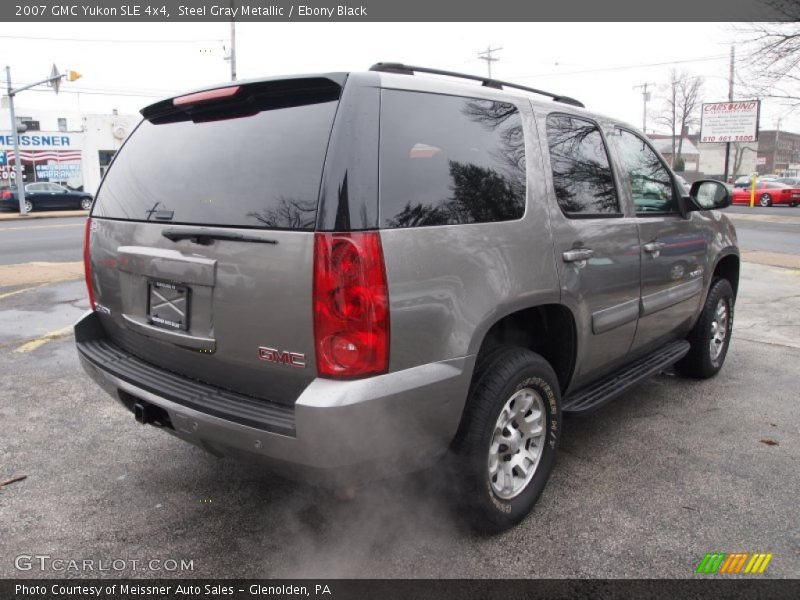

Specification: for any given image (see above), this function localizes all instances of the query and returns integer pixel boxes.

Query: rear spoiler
[141,74,347,124]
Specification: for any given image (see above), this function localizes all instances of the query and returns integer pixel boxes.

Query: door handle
[643,241,665,254]
[562,248,594,263]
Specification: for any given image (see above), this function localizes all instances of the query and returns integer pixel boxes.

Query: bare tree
[657,70,704,168]
[731,142,757,180]
[736,16,800,110]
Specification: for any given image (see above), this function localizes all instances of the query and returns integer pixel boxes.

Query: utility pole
[4,65,80,216]
[229,20,237,81]
[4,67,26,215]
[477,46,502,79]
[723,45,735,183]
[633,82,656,133]
[224,1,237,81]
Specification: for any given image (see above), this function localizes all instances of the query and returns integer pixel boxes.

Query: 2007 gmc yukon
[75,64,739,531]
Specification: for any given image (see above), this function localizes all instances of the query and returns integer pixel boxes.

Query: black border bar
[2,0,799,22]
[3,579,800,600]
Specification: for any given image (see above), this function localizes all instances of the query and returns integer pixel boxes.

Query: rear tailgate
[88,77,344,405]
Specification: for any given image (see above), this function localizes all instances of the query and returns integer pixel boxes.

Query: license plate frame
[147,280,190,332]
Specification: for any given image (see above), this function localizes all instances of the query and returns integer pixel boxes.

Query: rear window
[379,90,526,228]
[93,82,340,230]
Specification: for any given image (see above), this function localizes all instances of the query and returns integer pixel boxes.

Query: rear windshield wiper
[162,227,278,245]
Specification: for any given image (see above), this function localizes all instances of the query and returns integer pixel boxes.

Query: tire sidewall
[469,357,561,529]
[706,282,734,371]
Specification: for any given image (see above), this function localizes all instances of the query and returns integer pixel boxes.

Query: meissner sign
[699,100,760,143]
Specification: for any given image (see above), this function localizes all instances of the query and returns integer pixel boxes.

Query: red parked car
[732,181,800,207]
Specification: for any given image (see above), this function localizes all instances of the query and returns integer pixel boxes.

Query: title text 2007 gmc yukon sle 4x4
[75,64,739,531]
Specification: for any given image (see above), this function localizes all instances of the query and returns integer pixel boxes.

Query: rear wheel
[676,278,734,379]
[759,193,772,207]
[451,347,560,533]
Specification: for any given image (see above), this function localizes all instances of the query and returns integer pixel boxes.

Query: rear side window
[379,90,525,228]
[546,114,619,216]
[93,82,340,230]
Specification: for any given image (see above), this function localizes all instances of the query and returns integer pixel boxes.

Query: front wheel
[80,197,92,211]
[759,193,773,207]
[451,347,560,533]
[676,278,734,379]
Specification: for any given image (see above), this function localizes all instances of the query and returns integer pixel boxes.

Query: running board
[562,340,690,414]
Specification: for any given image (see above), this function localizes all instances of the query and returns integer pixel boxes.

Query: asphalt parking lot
[0,258,798,579]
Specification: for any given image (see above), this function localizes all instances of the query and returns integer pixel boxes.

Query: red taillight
[83,217,96,311]
[173,86,240,107]
[313,232,389,378]
[1,190,11,200]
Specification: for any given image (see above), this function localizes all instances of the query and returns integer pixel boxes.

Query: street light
[4,65,82,216]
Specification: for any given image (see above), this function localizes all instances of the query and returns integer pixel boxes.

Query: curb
[726,213,800,225]
[0,210,88,222]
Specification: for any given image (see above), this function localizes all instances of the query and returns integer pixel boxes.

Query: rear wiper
[162,227,278,245]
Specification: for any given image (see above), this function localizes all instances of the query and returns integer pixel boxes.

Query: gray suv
[75,64,739,532]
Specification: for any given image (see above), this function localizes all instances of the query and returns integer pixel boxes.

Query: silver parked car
[76,64,739,532]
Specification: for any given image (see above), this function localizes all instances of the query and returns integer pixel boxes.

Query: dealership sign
[699,101,760,143]
[0,134,74,148]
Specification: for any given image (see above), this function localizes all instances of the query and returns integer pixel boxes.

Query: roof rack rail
[369,62,585,108]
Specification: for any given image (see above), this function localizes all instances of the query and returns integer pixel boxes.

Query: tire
[759,193,772,207]
[23,199,33,212]
[80,197,92,211]
[675,278,734,379]
[450,347,561,533]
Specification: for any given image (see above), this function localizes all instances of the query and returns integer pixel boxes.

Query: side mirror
[687,180,731,211]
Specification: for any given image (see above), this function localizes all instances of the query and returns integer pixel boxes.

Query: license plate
[147,280,190,331]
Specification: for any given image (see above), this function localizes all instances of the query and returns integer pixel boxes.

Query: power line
[0,34,224,44]
[5,79,179,97]
[10,86,175,98]
[511,54,729,79]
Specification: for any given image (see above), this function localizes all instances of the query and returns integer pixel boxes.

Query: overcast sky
[2,21,798,133]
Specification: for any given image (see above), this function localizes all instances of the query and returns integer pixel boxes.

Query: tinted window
[608,129,678,213]
[26,183,46,192]
[93,94,339,230]
[546,115,619,216]
[380,91,525,228]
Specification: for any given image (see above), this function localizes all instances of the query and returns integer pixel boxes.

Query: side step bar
[562,340,690,414]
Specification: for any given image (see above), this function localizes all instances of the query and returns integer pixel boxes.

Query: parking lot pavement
[0,263,798,579]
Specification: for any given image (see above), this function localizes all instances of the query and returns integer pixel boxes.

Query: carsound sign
[700,100,760,143]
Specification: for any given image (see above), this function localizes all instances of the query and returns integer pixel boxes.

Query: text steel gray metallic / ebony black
[75,64,739,530]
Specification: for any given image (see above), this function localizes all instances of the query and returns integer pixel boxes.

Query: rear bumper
[75,311,475,485]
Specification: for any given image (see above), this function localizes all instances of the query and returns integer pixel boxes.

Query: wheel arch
[711,251,740,299]
[471,303,577,395]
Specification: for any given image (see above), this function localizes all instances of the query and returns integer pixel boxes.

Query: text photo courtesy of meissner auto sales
[0,2,799,599]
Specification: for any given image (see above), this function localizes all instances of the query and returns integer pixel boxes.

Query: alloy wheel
[709,298,729,363]
[488,387,546,500]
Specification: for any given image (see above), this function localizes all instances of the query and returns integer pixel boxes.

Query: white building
[0,105,140,195]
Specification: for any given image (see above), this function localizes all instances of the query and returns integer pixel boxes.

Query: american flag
[7,150,83,163]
